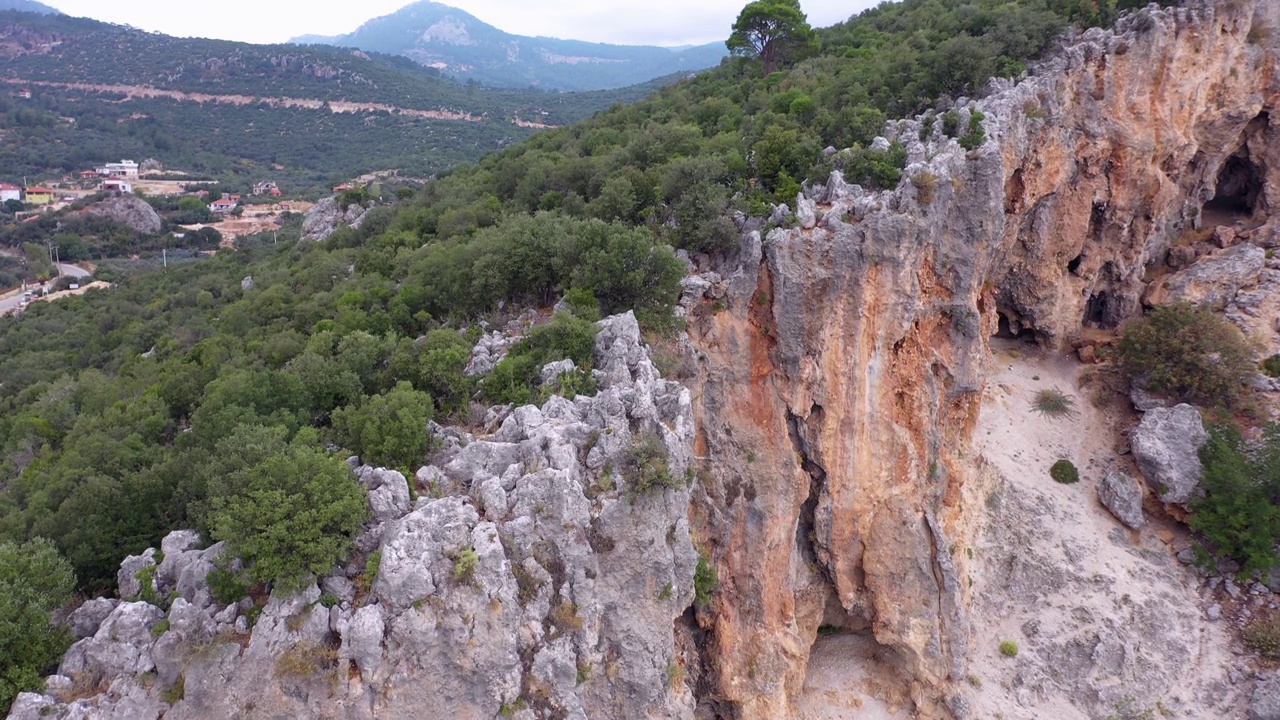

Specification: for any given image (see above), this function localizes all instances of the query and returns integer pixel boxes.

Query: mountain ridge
[289,0,725,91]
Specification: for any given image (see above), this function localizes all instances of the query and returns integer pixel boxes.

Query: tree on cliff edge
[727,0,816,75]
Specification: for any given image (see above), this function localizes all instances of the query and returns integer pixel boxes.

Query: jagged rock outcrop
[300,196,372,242]
[682,1,1280,717]
[1145,243,1266,309]
[80,194,162,235]
[15,313,700,720]
[1132,404,1209,505]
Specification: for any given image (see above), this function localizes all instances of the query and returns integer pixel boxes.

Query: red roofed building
[24,187,55,205]
[0,183,20,203]
[209,197,238,213]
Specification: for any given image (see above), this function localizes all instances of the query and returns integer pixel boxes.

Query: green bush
[206,426,369,593]
[999,640,1019,657]
[0,538,75,712]
[1190,424,1280,574]
[481,313,600,406]
[453,548,480,585]
[622,432,683,499]
[332,381,434,470]
[1114,302,1255,408]
[1049,459,1079,484]
[1262,354,1280,378]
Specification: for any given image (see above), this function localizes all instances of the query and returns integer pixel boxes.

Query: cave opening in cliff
[798,595,914,716]
[994,311,1035,342]
[1204,147,1264,223]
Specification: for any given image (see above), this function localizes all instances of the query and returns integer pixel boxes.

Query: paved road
[0,263,93,315]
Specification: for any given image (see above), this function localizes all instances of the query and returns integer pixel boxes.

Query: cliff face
[685,1,1280,716]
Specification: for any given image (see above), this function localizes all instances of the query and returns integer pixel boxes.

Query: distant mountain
[0,11,681,190]
[0,0,60,14]
[291,0,725,92]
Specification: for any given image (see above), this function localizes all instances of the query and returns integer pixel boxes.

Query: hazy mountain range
[291,0,726,92]
[0,0,59,14]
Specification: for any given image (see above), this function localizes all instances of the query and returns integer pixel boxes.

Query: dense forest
[0,0,1182,710]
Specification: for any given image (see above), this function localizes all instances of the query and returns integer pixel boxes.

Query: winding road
[0,263,93,316]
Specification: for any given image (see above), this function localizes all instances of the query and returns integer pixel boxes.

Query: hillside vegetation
[0,0,1177,710]
[0,11,674,188]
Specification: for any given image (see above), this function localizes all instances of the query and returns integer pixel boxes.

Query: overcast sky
[43,0,879,47]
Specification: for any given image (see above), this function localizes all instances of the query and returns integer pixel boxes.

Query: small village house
[253,181,282,197]
[24,187,55,205]
[209,197,238,213]
[0,183,20,203]
[102,179,133,193]
[95,160,140,178]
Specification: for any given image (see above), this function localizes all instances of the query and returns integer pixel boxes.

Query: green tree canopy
[727,0,816,74]
[332,382,434,471]
[0,538,75,713]
[204,426,368,592]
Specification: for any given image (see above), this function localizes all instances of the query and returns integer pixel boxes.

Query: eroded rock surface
[80,194,162,235]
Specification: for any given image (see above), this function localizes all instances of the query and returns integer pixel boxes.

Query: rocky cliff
[11,1,1280,719]
[681,0,1280,717]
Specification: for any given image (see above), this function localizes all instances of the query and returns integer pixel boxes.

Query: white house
[102,179,133,193]
[96,159,139,178]
[0,183,19,203]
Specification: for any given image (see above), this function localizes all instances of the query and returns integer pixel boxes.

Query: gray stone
[1097,469,1146,529]
[359,467,412,523]
[1207,604,1222,621]
[60,602,164,678]
[1146,244,1266,310]
[344,604,385,680]
[1131,404,1208,505]
[465,330,513,376]
[1129,384,1169,412]
[1252,675,1280,720]
[5,693,54,720]
[68,597,119,639]
[117,548,155,600]
[540,358,577,386]
[301,195,372,242]
[241,275,254,291]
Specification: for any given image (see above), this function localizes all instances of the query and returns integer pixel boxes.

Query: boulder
[1097,469,1146,529]
[464,330,513,376]
[81,194,162,235]
[300,195,371,242]
[1144,244,1266,310]
[344,604,385,680]
[1131,404,1208,505]
[540,358,577,386]
[359,467,412,523]
[60,602,164,678]
[67,597,119,639]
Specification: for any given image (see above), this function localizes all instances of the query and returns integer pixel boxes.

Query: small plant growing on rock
[1244,613,1280,659]
[623,433,682,499]
[1032,388,1077,418]
[356,549,382,595]
[998,640,1019,657]
[911,172,939,205]
[275,640,338,679]
[1262,354,1280,378]
[1049,459,1079,484]
[453,548,480,585]
[694,550,718,607]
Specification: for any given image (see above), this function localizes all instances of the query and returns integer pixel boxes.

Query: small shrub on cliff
[1244,612,1280,659]
[275,640,338,679]
[622,432,682,499]
[1049,459,1079,484]
[694,550,718,607]
[998,640,1019,657]
[1114,303,1255,408]
[1262,354,1280,378]
[911,172,939,205]
[1032,388,1077,418]
[453,548,480,586]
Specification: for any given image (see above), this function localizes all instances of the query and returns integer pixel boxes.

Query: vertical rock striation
[684,1,1280,716]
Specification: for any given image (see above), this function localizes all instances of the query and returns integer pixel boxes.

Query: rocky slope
[678,0,1280,717]
[8,313,701,720]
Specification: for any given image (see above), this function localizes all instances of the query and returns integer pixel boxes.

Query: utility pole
[162,248,167,270]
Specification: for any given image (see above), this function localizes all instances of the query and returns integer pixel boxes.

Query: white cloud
[43,0,878,47]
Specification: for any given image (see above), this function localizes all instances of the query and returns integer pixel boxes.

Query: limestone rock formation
[80,194,162,235]
[300,195,372,241]
[16,313,700,720]
[680,0,1280,716]
[1131,404,1209,505]
[1097,468,1146,530]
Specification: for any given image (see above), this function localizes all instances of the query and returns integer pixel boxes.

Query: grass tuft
[1032,387,1077,418]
